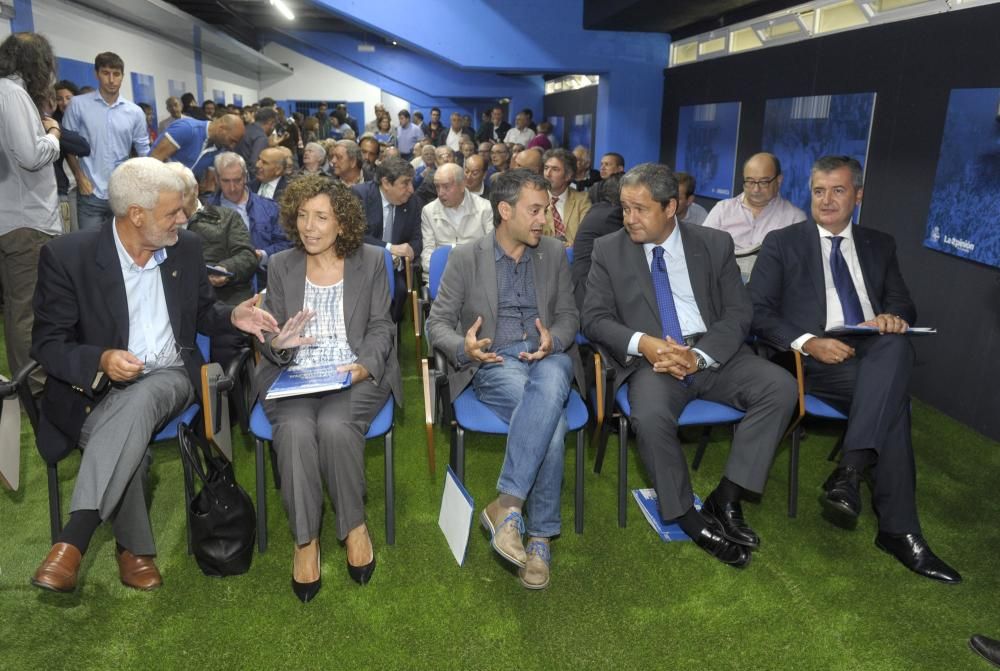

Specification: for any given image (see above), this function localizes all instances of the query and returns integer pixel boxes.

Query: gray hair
[435,162,464,186]
[213,151,247,176]
[109,157,185,217]
[304,142,326,162]
[620,162,678,207]
[489,168,550,228]
[163,162,198,196]
[335,139,363,169]
[811,155,864,189]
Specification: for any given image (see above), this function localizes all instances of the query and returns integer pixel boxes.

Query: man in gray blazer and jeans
[426,169,582,590]
[583,163,796,569]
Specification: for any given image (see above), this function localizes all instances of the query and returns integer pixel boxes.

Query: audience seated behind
[420,163,493,275]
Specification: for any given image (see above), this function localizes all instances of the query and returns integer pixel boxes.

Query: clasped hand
[639,334,696,381]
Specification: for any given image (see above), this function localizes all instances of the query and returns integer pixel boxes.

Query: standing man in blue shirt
[62,52,150,230]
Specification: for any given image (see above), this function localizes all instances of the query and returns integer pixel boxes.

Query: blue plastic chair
[249,246,399,552]
[606,381,747,528]
[39,335,211,545]
[447,385,589,534]
[787,350,848,517]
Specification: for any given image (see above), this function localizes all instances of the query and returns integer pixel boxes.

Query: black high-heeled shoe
[347,556,376,585]
[292,544,321,602]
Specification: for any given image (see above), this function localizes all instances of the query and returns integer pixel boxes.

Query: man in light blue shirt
[62,52,149,231]
[396,109,424,160]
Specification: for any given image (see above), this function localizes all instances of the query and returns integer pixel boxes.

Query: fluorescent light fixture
[269,0,295,21]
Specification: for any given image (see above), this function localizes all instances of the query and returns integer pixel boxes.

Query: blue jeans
[472,342,572,537]
[77,192,114,230]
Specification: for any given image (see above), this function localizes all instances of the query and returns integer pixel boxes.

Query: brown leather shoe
[116,548,162,591]
[31,542,83,592]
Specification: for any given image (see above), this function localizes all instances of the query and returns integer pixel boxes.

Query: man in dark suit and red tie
[749,155,961,583]
[583,163,797,569]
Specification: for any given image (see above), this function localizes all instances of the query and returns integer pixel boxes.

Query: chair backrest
[196,333,211,360]
[428,245,453,300]
[565,246,574,264]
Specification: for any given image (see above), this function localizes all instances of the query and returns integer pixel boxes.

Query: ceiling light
[270,0,295,20]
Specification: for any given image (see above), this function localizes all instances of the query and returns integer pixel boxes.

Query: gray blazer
[425,231,584,401]
[582,223,752,394]
[254,244,403,406]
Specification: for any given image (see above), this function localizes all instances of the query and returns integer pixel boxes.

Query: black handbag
[178,422,256,577]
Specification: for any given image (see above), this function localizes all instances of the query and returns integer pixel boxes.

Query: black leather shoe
[347,557,376,585]
[822,466,862,520]
[691,521,751,569]
[969,635,1000,668]
[291,577,321,602]
[702,497,760,550]
[875,532,962,584]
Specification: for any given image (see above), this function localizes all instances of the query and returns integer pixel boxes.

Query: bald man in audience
[514,147,543,175]
[464,154,490,199]
[703,152,806,279]
[249,147,289,201]
[150,113,244,180]
[571,146,600,192]
[420,163,493,274]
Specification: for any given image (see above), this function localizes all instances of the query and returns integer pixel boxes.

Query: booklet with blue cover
[825,325,936,336]
[265,362,352,400]
[632,488,703,542]
[438,466,474,566]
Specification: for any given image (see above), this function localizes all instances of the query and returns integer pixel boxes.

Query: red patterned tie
[551,195,565,239]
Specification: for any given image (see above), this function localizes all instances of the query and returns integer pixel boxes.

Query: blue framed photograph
[130,73,156,125]
[675,102,741,199]
[762,93,876,216]
[213,89,226,105]
[568,114,593,152]
[547,116,565,147]
[924,88,1000,269]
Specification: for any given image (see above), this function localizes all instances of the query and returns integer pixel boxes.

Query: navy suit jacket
[31,224,236,463]
[351,181,423,262]
[749,220,916,349]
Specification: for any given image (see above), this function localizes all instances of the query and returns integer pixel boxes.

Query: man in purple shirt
[703,152,806,279]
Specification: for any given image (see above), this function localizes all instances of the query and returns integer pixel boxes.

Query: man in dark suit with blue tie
[750,155,960,583]
[583,163,797,569]
[352,156,423,321]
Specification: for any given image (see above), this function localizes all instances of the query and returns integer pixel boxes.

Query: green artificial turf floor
[1,318,998,671]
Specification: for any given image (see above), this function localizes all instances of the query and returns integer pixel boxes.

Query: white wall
[380,90,411,119]
[31,0,259,112]
[1,18,11,40]
[260,41,381,115]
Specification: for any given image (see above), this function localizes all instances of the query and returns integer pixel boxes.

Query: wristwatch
[694,351,708,372]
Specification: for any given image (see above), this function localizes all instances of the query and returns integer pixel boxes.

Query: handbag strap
[177,422,212,487]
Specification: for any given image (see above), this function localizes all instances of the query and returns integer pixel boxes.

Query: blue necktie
[829,236,865,325]
[651,246,685,344]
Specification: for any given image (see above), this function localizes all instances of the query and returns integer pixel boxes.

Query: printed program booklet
[633,488,703,542]
[825,325,937,336]
[265,362,352,400]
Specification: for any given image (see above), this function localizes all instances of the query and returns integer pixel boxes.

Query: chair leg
[179,442,195,555]
[455,427,466,483]
[618,416,628,528]
[692,426,711,470]
[575,430,584,534]
[788,427,801,518]
[269,443,281,489]
[255,437,268,554]
[47,463,62,544]
[385,430,395,546]
[827,433,845,462]
[593,419,608,474]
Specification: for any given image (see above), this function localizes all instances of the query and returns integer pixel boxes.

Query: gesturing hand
[231,294,280,342]
[271,309,317,351]
[100,349,144,382]
[464,316,503,364]
[802,337,855,365]
[519,318,553,361]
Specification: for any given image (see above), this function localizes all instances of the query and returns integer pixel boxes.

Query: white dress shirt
[625,221,715,366]
[257,177,281,199]
[791,222,876,354]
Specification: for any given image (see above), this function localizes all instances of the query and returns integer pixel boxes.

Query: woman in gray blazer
[255,175,402,602]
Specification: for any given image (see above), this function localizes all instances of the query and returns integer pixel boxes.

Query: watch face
[696,354,708,370]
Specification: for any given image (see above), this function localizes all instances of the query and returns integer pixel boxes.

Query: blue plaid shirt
[491,238,541,352]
